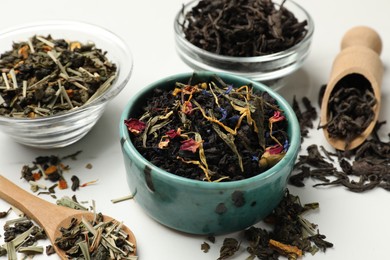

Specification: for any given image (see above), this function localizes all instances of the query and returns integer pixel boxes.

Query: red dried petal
[180,138,201,153]
[181,101,193,115]
[269,111,285,123]
[166,128,181,139]
[266,144,284,155]
[124,118,146,134]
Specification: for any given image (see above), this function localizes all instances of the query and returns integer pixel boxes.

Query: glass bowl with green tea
[119,71,300,235]
[0,20,133,148]
[174,0,314,87]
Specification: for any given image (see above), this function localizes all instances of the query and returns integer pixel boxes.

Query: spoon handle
[0,175,75,239]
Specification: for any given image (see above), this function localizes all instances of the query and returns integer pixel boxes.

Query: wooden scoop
[320,26,383,150]
[0,175,137,259]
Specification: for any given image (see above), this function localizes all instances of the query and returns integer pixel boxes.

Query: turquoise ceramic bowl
[119,72,300,235]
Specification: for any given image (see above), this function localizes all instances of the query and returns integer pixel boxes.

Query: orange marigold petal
[45,165,58,175]
[58,179,68,189]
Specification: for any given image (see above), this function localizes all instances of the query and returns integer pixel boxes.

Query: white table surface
[1,0,390,259]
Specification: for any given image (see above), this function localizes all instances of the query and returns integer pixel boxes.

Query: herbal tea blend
[181,0,308,57]
[20,151,97,197]
[211,191,333,259]
[1,216,47,258]
[126,74,289,182]
[0,198,137,259]
[55,212,136,259]
[0,34,117,118]
[245,191,333,259]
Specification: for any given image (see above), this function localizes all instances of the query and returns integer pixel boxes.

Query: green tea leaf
[211,122,243,172]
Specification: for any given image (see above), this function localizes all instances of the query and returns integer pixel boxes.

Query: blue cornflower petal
[218,107,227,121]
[225,84,233,94]
[283,140,290,151]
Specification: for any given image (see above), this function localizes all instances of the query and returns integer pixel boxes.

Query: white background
[1,0,390,259]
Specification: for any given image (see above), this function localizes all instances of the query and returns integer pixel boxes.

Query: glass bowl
[174,0,314,84]
[0,21,133,148]
[119,71,301,235]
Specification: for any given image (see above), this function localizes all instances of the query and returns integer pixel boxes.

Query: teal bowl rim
[120,72,300,190]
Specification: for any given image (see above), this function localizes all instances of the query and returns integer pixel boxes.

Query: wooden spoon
[0,175,137,259]
[320,26,383,150]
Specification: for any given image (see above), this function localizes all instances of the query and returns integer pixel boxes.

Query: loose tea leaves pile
[0,34,117,118]
[290,127,390,192]
[20,151,97,197]
[126,74,289,182]
[55,213,136,259]
[1,198,137,259]
[212,191,333,259]
[1,217,47,258]
[181,0,308,57]
[290,88,390,192]
[245,191,333,259]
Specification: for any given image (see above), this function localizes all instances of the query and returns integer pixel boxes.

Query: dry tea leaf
[218,238,240,259]
[201,241,210,253]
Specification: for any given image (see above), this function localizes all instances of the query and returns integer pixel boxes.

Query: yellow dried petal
[70,41,82,51]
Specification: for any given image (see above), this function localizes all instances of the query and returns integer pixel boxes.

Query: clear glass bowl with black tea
[174,0,314,86]
[0,20,133,148]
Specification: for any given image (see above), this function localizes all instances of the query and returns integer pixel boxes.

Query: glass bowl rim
[0,19,133,123]
[120,71,301,190]
[174,0,315,62]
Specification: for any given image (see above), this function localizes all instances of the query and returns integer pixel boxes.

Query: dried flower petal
[269,110,285,123]
[166,128,181,139]
[180,138,202,153]
[181,100,193,114]
[172,87,182,96]
[58,179,68,189]
[44,165,58,175]
[266,144,285,155]
[124,118,146,135]
[158,138,170,149]
[269,239,302,259]
[217,107,227,121]
[32,172,42,181]
[259,145,286,170]
[224,84,233,94]
[18,45,30,59]
[80,179,98,187]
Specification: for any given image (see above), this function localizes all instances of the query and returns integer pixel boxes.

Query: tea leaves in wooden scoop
[319,74,376,150]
